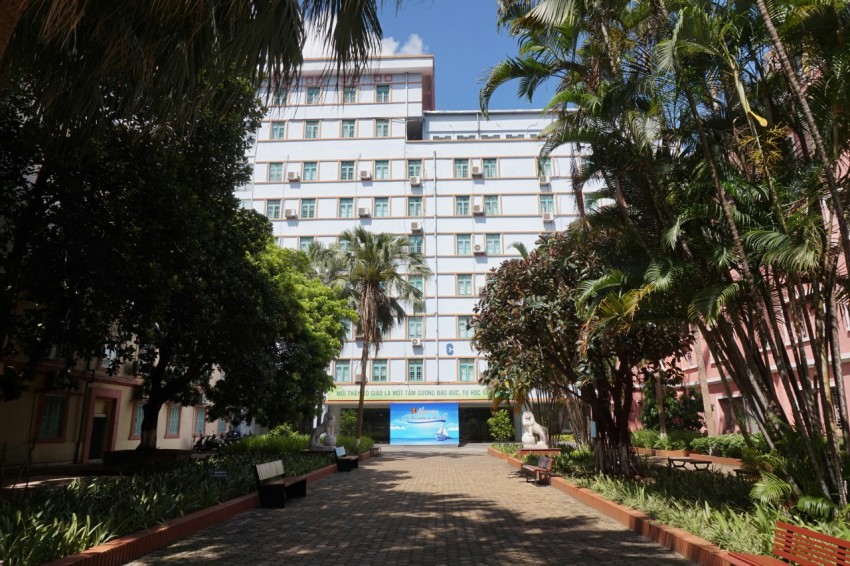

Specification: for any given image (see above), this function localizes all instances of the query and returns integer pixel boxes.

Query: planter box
[685,454,743,468]
[654,449,689,458]
[518,448,561,458]
[506,456,523,469]
[633,447,655,456]
[487,446,509,460]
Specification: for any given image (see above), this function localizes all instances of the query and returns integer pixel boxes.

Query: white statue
[310,413,337,451]
[521,411,549,448]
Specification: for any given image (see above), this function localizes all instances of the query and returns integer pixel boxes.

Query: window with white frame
[268,162,283,182]
[407,196,423,216]
[343,86,357,103]
[299,236,314,252]
[409,275,425,295]
[454,158,469,178]
[166,405,181,436]
[408,316,423,338]
[407,360,424,382]
[195,407,206,435]
[265,199,281,219]
[239,200,253,210]
[538,156,553,176]
[272,88,287,105]
[375,119,389,137]
[131,403,144,437]
[334,360,351,382]
[408,234,423,254]
[340,161,355,180]
[484,195,499,215]
[339,198,354,218]
[301,198,316,218]
[372,359,388,382]
[342,119,356,138]
[483,158,498,178]
[458,359,476,382]
[38,395,66,439]
[456,234,472,255]
[270,121,285,139]
[303,161,318,181]
[376,84,390,102]
[457,316,474,338]
[456,274,473,296]
[374,197,389,217]
[375,160,390,180]
[338,239,350,252]
[305,120,319,139]
[306,86,321,104]
[218,419,227,433]
[455,196,470,216]
[486,234,501,255]
[408,159,422,177]
[540,194,555,214]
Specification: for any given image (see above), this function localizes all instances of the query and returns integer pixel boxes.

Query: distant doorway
[87,395,117,460]
[89,415,108,459]
[459,407,492,442]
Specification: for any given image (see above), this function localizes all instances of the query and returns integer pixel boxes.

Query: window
[338,239,351,252]
[305,120,319,139]
[538,156,553,176]
[484,195,499,215]
[265,199,281,219]
[306,86,321,104]
[343,86,357,103]
[239,200,252,210]
[458,316,474,338]
[483,158,497,178]
[408,159,422,177]
[376,84,390,102]
[131,403,144,438]
[339,198,354,218]
[372,360,388,382]
[301,198,316,218]
[166,405,181,437]
[375,119,389,137]
[408,316,423,338]
[409,275,425,295]
[408,196,423,217]
[272,88,287,105]
[335,361,351,382]
[299,236,314,252]
[408,234,423,254]
[407,360,424,382]
[459,359,476,382]
[340,161,355,180]
[270,121,285,139]
[342,119,356,138]
[454,158,469,178]
[268,162,283,182]
[540,194,555,214]
[375,160,390,180]
[486,234,501,255]
[374,197,389,217]
[456,234,472,255]
[455,196,470,216]
[38,395,66,440]
[218,419,227,434]
[341,319,353,338]
[457,274,473,296]
[303,161,318,181]
[195,407,206,435]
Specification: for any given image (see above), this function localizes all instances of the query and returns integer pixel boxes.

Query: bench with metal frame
[521,456,554,484]
[727,520,850,565]
[334,446,360,472]
[254,460,307,508]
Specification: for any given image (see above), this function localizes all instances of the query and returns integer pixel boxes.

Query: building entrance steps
[127,444,694,565]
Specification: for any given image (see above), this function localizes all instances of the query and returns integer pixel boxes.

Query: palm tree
[336,227,431,446]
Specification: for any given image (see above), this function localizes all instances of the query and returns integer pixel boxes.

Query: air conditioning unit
[359,170,372,180]
[410,221,422,232]
[472,204,484,215]
[473,244,486,255]
[287,171,300,182]
[355,334,365,341]
[471,166,483,177]
[538,175,551,185]
[358,207,371,217]
[284,209,297,218]
[542,212,554,222]
[411,338,422,347]
[409,175,421,187]
[478,286,487,296]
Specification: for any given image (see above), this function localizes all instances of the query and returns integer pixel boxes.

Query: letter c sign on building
[446,343,454,355]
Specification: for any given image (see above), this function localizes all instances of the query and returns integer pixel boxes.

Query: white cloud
[447,426,459,432]
[381,34,428,56]
[390,425,407,430]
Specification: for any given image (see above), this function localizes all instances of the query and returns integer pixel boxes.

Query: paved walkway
[127,445,694,565]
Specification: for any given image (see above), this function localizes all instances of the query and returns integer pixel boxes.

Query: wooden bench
[728,521,850,565]
[667,457,711,472]
[335,446,359,472]
[254,460,307,508]
[521,456,554,484]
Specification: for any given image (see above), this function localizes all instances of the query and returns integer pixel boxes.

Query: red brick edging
[43,461,343,566]
[487,448,735,566]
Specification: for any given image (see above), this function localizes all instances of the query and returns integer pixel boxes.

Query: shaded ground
[126,444,693,565]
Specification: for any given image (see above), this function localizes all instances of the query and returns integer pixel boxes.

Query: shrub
[487,409,515,442]
[552,446,595,477]
[689,434,768,458]
[223,433,310,454]
[522,454,540,465]
[631,429,660,449]
[268,423,295,437]
[338,409,357,437]
[491,442,520,457]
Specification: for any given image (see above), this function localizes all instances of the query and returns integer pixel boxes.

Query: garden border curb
[43,461,342,566]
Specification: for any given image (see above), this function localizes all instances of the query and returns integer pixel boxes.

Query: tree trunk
[138,397,163,450]
[354,341,370,448]
[654,371,667,437]
[694,328,716,435]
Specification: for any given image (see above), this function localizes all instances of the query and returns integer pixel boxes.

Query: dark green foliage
[689,434,768,458]
[338,409,357,437]
[487,409,515,442]
[653,431,702,451]
[552,446,597,477]
[630,429,660,449]
[640,374,705,432]
[522,454,540,465]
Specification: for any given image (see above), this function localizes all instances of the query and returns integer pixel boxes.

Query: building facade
[239,55,583,442]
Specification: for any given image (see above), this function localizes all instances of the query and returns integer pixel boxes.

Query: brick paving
[126,445,694,565]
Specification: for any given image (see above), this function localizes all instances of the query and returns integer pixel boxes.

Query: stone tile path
[127,445,693,565]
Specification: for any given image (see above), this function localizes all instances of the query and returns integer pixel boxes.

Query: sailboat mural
[390,402,459,445]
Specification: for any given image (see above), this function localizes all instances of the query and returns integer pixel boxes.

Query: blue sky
[377,0,555,111]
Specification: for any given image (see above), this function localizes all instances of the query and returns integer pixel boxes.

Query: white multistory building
[238,55,581,442]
